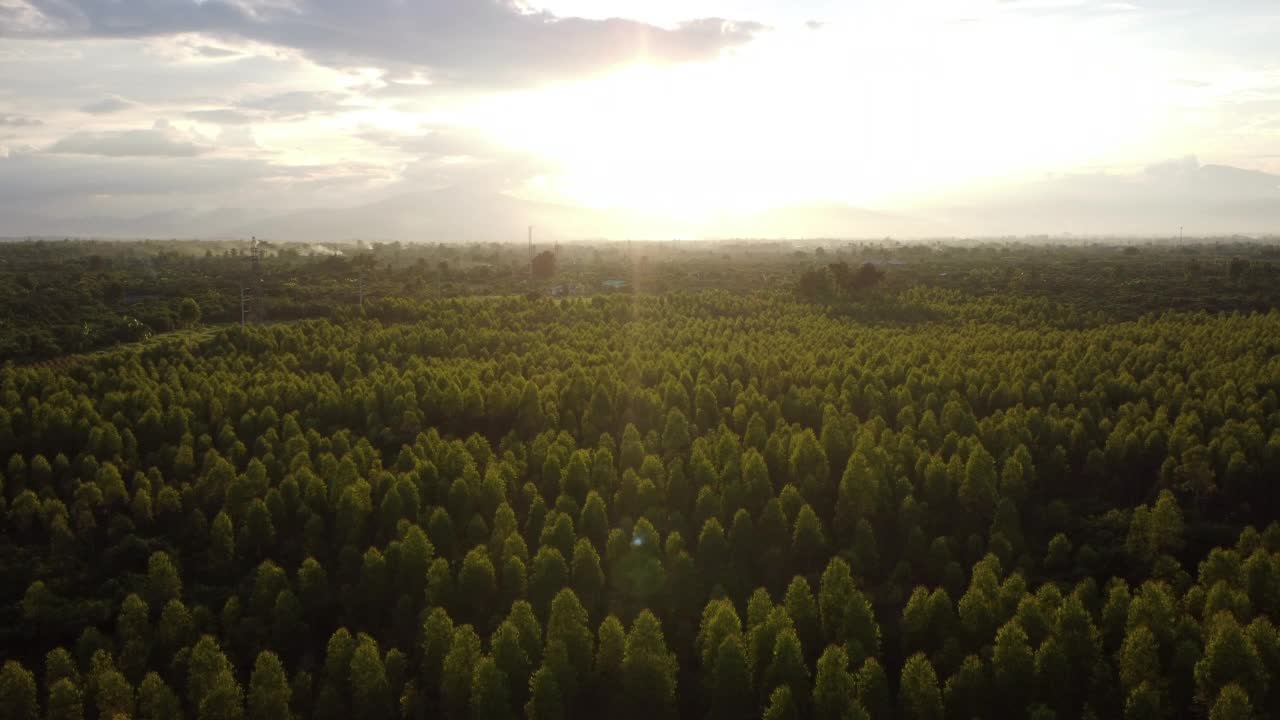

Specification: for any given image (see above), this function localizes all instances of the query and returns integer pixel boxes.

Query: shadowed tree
[492,621,532,709]
[792,504,828,572]
[469,656,513,720]
[146,551,183,610]
[855,658,891,720]
[46,678,83,720]
[116,593,151,683]
[93,660,135,720]
[819,558,880,666]
[1209,683,1253,720]
[663,409,692,458]
[530,548,570,619]
[594,616,626,716]
[1194,613,1266,707]
[763,685,800,720]
[179,297,202,327]
[765,629,810,714]
[420,608,454,705]
[698,598,742,680]
[1118,625,1161,698]
[992,621,1034,719]
[813,644,862,720]
[784,577,821,658]
[188,636,242,720]
[622,610,678,720]
[350,635,393,720]
[138,673,181,720]
[708,634,753,720]
[442,625,482,720]
[0,661,38,720]
[546,589,594,700]
[458,546,498,627]
[899,653,942,720]
[1124,681,1163,720]
[572,539,605,619]
[525,666,564,720]
[248,651,290,720]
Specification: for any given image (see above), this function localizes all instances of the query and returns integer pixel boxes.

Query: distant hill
[925,160,1280,236]
[3,160,1277,240]
[228,187,626,243]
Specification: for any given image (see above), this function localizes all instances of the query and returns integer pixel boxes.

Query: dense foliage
[4,237,1278,361]
[2,248,1280,719]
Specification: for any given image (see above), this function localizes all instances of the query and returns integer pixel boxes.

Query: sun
[459,13,1173,223]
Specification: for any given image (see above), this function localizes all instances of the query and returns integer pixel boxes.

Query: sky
[1,0,1278,238]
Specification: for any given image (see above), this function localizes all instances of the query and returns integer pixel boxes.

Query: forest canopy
[1,239,1280,720]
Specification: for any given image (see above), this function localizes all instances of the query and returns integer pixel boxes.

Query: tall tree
[898,654,942,720]
[762,686,799,720]
[442,625,482,720]
[818,558,880,665]
[525,666,564,720]
[469,656,513,720]
[708,634,753,720]
[46,678,84,720]
[0,661,38,720]
[138,673,181,720]
[247,651,290,720]
[992,621,1035,718]
[813,644,861,720]
[765,629,810,714]
[1209,683,1253,720]
[593,616,626,716]
[622,611,678,720]
[492,621,532,709]
[350,636,393,720]
[545,589,594,700]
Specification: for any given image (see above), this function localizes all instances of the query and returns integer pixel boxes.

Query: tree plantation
[3,237,1277,361]
[2,245,1280,719]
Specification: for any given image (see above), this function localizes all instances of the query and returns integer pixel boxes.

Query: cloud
[360,126,505,157]
[80,95,135,114]
[0,114,43,127]
[186,108,255,125]
[359,124,552,192]
[191,44,239,58]
[46,121,210,157]
[18,0,762,85]
[0,142,395,226]
[0,0,56,33]
[185,91,356,125]
[0,150,271,207]
[239,91,354,119]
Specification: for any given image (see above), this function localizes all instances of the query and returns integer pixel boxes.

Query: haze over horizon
[2,0,1279,239]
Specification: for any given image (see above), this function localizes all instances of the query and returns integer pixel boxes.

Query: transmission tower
[249,236,263,274]
[239,282,251,326]
[241,236,265,323]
